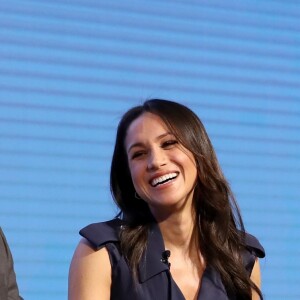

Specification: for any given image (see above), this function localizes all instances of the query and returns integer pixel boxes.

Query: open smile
[150,172,179,187]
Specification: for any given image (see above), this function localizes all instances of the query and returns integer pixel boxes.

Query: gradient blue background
[0,1,299,299]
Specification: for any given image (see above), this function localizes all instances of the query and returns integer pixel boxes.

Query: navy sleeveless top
[80,219,265,300]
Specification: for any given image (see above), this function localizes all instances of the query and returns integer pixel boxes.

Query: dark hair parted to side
[110,99,262,299]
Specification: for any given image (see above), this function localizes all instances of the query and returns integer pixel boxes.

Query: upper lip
[149,171,179,186]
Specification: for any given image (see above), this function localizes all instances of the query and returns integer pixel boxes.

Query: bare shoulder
[68,238,111,300]
[250,259,262,300]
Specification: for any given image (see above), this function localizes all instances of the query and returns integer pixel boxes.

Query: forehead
[125,112,168,145]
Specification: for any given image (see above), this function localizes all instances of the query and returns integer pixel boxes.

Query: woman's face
[125,112,197,216]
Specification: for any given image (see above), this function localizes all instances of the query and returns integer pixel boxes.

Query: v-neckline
[171,266,229,299]
[169,267,205,300]
[138,222,228,299]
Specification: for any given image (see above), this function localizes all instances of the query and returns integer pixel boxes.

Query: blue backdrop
[1,1,299,299]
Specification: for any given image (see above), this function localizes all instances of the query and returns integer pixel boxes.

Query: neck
[155,207,198,255]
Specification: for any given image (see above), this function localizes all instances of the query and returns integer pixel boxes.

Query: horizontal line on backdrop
[0,180,102,189]
[218,149,300,159]
[0,195,109,205]
[2,0,300,31]
[0,164,101,175]
[222,164,300,173]
[234,179,300,186]
[0,210,108,220]
[0,133,104,145]
[2,66,300,90]
[2,34,300,64]
[0,100,123,115]
[1,116,300,131]
[0,149,102,160]
[212,133,300,145]
[16,260,68,266]
[164,0,300,18]
[0,117,112,130]
[236,192,299,201]
[2,50,300,76]
[204,118,300,130]
[260,291,300,298]
[9,241,89,251]
[1,98,300,119]
[255,261,300,267]
[4,227,78,235]
[1,81,300,105]
[15,274,68,282]
[240,206,300,213]
[244,220,300,227]
[1,15,300,49]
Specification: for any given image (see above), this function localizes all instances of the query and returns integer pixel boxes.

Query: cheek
[178,153,197,178]
[175,151,194,166]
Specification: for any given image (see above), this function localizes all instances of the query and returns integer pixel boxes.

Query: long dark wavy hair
[110,99,262,299]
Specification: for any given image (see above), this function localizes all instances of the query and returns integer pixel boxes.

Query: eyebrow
[127,132,173,153]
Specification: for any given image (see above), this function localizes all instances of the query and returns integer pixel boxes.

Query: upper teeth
[151,173,178,187]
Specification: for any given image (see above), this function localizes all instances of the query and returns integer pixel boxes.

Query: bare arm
[250,259,262,300]
[68,238,111,300]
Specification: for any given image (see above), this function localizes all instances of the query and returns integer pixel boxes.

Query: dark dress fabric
[0,228,23,300]
[80,219,265,300]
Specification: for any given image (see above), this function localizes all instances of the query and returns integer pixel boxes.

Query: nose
[147,148,166,170]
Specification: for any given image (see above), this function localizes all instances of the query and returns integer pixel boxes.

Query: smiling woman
[125,112,198,216]
[68,99,265,300]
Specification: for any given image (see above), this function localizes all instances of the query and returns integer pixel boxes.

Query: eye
[131,150,146,160]
[162,140,178,149]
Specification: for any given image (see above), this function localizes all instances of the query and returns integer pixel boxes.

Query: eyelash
[131,140,178,160]
[131,151,146,159]
[162,139,178,148]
